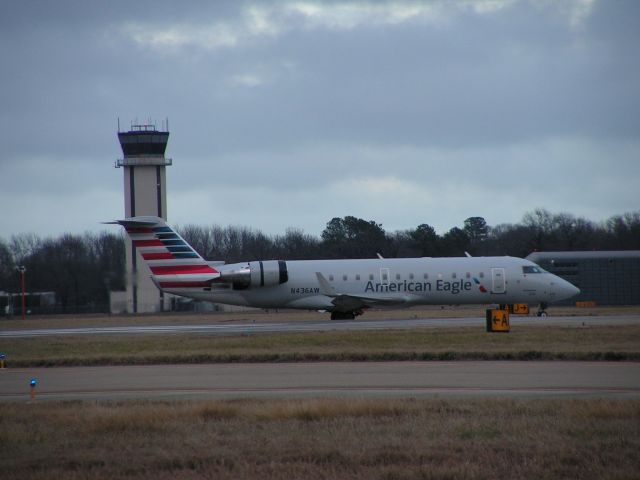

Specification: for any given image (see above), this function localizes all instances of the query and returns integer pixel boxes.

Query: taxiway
[1,314,638,338]
[1,361,638,401]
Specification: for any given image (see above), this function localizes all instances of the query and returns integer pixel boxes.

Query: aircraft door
[491,268,506,294]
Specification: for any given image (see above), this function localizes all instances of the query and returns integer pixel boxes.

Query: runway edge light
[29,378,37,402]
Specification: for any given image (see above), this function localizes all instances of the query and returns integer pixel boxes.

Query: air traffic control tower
[116,122,172,313]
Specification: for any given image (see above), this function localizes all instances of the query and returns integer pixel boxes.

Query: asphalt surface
[1,361,639,401]
[1,314,639,338]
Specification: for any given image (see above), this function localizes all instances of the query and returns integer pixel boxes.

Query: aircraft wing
[315,272,409,311]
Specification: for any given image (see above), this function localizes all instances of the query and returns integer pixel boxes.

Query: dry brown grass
[2,324,640,367]
[1,398,639,479]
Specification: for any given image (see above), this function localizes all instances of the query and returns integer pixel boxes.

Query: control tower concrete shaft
[117,123,172,313]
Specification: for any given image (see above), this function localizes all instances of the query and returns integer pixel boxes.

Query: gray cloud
[1,0,638,238]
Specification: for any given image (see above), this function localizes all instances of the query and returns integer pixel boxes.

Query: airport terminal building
[526,251,640,305]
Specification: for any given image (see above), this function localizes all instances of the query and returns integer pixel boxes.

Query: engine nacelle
[218,260,288,289]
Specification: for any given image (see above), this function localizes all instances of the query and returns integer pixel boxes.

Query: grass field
[1,397,638,479]
[2,309,638,479]
[1,323,639,367]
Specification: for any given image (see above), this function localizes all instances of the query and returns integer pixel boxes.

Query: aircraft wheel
[536,303,549,318]
[330,311,355,320]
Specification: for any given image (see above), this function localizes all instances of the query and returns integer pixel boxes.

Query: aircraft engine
[219,260,288,289]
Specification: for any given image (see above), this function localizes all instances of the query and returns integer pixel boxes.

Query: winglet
[315,272,337,297]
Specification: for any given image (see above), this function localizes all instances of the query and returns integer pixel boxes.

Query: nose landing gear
[536,302,549,317]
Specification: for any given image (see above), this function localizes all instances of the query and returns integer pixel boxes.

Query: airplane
[110,216,580,319]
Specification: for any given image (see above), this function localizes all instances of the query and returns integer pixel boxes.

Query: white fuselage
[167,256,579,311]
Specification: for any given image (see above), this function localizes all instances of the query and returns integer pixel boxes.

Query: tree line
[0,209,638,312]
[181,210,640,262]
[0,232,124,313]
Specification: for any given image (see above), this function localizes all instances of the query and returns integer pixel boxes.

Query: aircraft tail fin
[108,216,220,291]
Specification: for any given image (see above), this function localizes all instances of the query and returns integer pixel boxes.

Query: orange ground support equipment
[576,301,596,308]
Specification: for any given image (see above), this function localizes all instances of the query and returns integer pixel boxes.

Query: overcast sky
[1,0,638,239]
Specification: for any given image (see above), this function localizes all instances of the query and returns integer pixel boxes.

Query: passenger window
[356,274,361,281]
[409,273,414,280]
[329,275,334,281]
[452,273,457,279]
[466,272,471,279]
[343,275,348,281]
[369,274,374,281]
[423,273,429,279]
[396,273,401,280]
[479,272,484,278]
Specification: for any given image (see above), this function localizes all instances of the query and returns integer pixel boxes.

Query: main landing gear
[536,302,549,317]
[330,309,364,321]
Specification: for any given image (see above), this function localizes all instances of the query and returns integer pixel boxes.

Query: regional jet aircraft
[112,216,580,319]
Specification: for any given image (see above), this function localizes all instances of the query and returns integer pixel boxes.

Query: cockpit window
[523,266,545,274]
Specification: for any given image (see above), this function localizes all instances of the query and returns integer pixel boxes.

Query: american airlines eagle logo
[473,277,488,293]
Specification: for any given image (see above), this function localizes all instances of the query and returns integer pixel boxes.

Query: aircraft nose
[558,279,580,300]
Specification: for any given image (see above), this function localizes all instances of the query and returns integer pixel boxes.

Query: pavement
[1,314,639,338]
[2,314,638,402]
[1,361,639,401]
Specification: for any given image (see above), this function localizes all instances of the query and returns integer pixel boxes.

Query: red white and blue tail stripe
[111,216,220,290]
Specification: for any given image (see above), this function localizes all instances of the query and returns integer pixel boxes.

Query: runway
[1,361,639,401]
[1,314,639,338]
